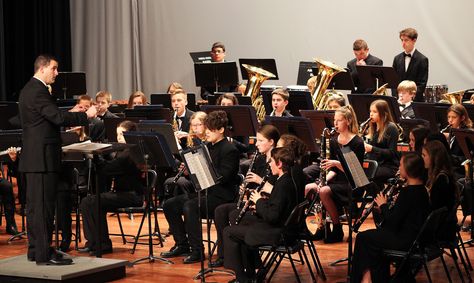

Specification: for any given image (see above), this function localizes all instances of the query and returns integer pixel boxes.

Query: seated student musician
[363,100,400,190]
[88,90,119,142]
[167,82,183,95]
[442,103,473,179]
[162,111,208,201]
[172,89,195,148]
[78,121,144,255]
[223,147,298,283]
[306,105,365,243]
[422,141,460,242]
[0,147,20,236]
[212,124,280,267]
[397,80,416,119]
[470,93,474,105]
[346,39,383,93]
[408,125,430,153]
[161,110,240,264]
[269,88,293,117]
[326,94,346,110]
[127,91,147,109]
[216,92,239,106]
[352,152,430,283]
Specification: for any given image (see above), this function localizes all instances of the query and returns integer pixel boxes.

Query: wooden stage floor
[1,211,472,282]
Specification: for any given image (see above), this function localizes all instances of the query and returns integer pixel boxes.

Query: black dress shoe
[160,245,191,258]
[59,241,71,253]
[78,246,94,253]
[210,257,224,268]
[36,257,73,266]
[183,251,202,264]
[6,225,19,236]
[89,247,113,256]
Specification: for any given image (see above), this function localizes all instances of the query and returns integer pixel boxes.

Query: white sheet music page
[183,151,215,190]
[342,149,370,188]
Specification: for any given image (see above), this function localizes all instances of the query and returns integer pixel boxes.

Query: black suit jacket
[19,77,88,173]
[178,108,195,133]
[347,54,383,92]
[392,49,429,102]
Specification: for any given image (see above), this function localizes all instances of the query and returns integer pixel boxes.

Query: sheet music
[341,149,370,188]
[62,140,112,152]
[183,150,216,190]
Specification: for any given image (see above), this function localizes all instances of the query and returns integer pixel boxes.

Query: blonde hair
[397,80,417,95]
[336,105,359,134]
[187,111,207,146]
[95,90,112,103]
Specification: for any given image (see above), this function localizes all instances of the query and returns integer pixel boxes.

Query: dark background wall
[0,0,72,101]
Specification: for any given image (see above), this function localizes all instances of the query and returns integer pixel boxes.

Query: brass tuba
[310,58,346,110]
[442,90,466,104]
[373,83,389,96]
[242,64,276,122]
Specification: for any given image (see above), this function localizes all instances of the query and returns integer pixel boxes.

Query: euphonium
[242,64,276,122]
[311,58,346,110]
[442,90,466,104]
[373,83,389,96]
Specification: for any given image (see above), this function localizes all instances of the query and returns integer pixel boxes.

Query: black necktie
[404,53,411,58]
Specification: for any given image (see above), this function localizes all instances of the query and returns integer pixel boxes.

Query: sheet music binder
[340,147,370,188]
[180,144,221,191]
[62,141,112,152]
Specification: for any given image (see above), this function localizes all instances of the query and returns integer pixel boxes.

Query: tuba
[373,83,389,96]
[242,64,276,122]
[442,90,465,104]
[310,58,346,110]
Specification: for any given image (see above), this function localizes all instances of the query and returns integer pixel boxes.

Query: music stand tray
[412,102,449,133]
[356,65,399,92]
[297,61,317,86]
[347,94,402,124]
[287,91,314,116]
[327,71,355,92]
[299,110,335,138]
[137,121,180,155]
[264,116,318,152]
[51,72,87,99]
[124,107,173,124]
[239,58,279,80]
[194,62,239,91]
[190,51,212,63]
[103,117,143,142]
[199,105,259,137]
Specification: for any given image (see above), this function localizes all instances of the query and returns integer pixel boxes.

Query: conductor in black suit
[392,28,429,102]
[18,55,97,265]
[346,39,383,93]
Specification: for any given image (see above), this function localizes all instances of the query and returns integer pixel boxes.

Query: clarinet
[235,173,270,225]
[353,176,404,232]
[236,152,259,209]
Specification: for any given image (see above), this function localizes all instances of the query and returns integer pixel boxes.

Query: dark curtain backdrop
[0,0,72,101]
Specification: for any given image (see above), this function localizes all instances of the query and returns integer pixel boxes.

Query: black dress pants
[0,178,17,228]
[214,202,239,258]
[25,172,58,263]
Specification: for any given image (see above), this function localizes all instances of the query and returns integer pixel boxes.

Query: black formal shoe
[78,246,94,253]
[313,227,326,241]
[59,240,71,253]
[210,257,224,268]
[36,257,73,266]
[89,247,113,256]
[183,251,202,264]
[324,224,344,244]
[6,225,19,236]
[27,256,35,262]
[160,245,191,258]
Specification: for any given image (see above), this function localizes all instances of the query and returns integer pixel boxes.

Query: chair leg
[287,252,302,283]
[308,241,326,280]
[268,253,284,282]
[439,253,453,283]
[116,213,127,244]
[458,231,473,271]
[422,260,433,283]
[453,246,469,283]
[301,248,317,282]
[298,250,305,265]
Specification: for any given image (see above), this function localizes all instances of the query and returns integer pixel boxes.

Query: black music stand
[297,61,317,85]
[199,105,259,137]
[332,146,377,281]
[124,131,176,265]
[287,91,313,116]
[103,117,143,142]
[327,71,356,93]
[190,51,212,63]
[264,116,318,152]
[356,66,399,95]
[347,94,402,124]
[239,59,279,80]
[179,144,228,282]
[412,102,449,133]
[137,121,180,155]
[124,106,172,124]
[0,102,19,130]
[399,118,430,143]
[194,62,239,93]
[452,129,474,242]
[51,72,87,99]
[299,110,335,138]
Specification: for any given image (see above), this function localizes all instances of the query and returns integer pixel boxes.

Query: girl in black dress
[306,105,365,243]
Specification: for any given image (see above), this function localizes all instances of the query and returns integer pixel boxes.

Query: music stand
[297,61,317,85]
[264,116,318,152]
[399,118,430,143]
[412,102,449,133]
[194,62,239,93]
[347,94,402,124]
[327,71,356,92]
[103,117,142,142]
[137,121,180,155]
[287,91,314,116]
[0,102,19,130]
[180,144,225,282]
[51,72,87,99]
[299,110,335,138]
[124,106,172,123]
[239,59,279,80]
[124,131,176,265]
[451,128,474,242]
[356,66,400,94]
[190,51,212,63]
[199,105,259,137]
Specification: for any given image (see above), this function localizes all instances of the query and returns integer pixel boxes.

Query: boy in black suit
[18,54,96,265]
[223,147,298,282]
[346,39,383,93]
[161,110,240,264]
[397,80,416,119]
[392,28,429,102]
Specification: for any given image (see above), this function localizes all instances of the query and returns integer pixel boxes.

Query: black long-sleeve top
[329,135,365,184]
[366,122,400,169]
[430,172,458,241]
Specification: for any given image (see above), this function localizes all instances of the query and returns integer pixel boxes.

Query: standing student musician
[346,39,383,93]
[305,106,364,243]
[363,100,400,190]
[161,111,240,264]
[352,152,430,283]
